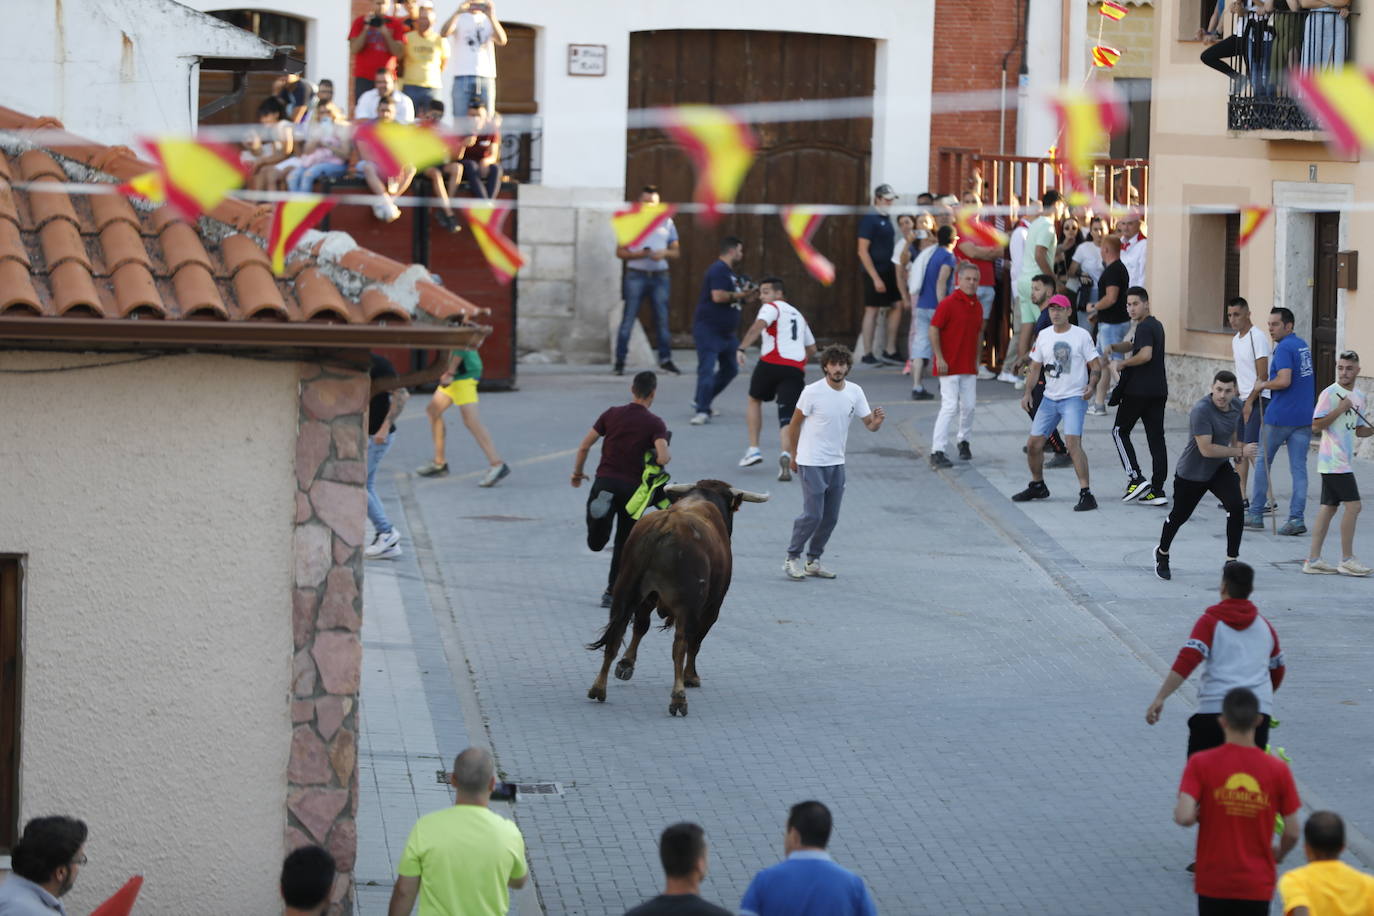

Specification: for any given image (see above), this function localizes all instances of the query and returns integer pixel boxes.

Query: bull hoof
[683,674,701,688]
[669,691,688,717]
[614,659,635,681]
[587,685,606,702]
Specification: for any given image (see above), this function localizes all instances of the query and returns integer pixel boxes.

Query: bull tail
[587,576,641,652]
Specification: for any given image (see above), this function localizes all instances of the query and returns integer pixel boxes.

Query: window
[1109,79,1152,160]
[1223,212,1241,324]
[1185,212,1241,330]
[0,557,20,853]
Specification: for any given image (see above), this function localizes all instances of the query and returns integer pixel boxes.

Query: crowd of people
[234,0,508,223]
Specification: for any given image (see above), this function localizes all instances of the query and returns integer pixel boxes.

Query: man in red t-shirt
[348,0,407,105]
[1175,686,1301,916]
[927,261,985,469]
[956,191,1001,380]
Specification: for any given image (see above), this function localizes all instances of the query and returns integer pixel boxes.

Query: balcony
[1223,8,1353,134]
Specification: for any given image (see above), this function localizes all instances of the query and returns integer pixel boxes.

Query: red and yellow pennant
[611,201,677,249]
[955,206,1009,251]
[1099,1,1128,20]
[266,195,337,275]
[1049,84,1127,205]
[464,202,524,284]
[661,105,757,222]
[116,170,166,205]
[1236,206,1272,249]
[1091,45,1122,69]
[90,876,143,916]
[779,207,835,286]
[138,137,248,221]
[1290,65,1374,157]
[353,121,453,180]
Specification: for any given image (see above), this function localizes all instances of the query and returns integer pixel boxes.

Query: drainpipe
[1000,0,1030,155]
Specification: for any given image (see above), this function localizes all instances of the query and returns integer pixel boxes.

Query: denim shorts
[1097,321,1130,362]
[1032,394,1089,438]
[910,308,934,359]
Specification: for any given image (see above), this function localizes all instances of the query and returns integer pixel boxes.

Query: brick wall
[927,0,1025,194]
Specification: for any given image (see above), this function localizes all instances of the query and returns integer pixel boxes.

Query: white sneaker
[783,556,806,580]
[690,412,710,426]
[365,529,401,558]
[386,203,403,223]
[977,365,996,380]
[778,452,793,482]
[739,447,763,467]
[1339,557,1372,577]
[372,202,390,220]
[1303,558,1339,575]
[1013,378,1026,391]
[804,559,836,579]
[997,370,1019,384]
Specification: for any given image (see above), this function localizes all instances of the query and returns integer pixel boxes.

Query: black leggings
[1113,395,1169,490]
[1160,465,1245,559]
[1199,20,1266,81]
[586,477,638,590]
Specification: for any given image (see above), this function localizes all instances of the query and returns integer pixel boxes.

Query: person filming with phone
[441,0,507,115]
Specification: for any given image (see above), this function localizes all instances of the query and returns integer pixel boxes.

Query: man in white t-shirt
[1117,210,1148,289]
[1013,294,1102,511]
[782,345,885,580]
[354,69,417,123]
[1228,296,1272,506]
[737,277,817,480]
[441,0,507,114]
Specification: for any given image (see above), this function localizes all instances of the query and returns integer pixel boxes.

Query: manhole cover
[459,515,536,523]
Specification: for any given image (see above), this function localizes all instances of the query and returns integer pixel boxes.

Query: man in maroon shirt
[927,261,985,468]
[572,371,672,607]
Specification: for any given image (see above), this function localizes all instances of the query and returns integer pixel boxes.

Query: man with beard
[0,816,88,914]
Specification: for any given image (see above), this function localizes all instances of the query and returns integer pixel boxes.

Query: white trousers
[932,374,977,452]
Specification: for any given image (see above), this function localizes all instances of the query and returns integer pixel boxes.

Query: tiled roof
[0,108,485,348]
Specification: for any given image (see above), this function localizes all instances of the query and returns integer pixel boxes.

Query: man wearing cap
[856,184,903,366]
[1013,293,1101,511]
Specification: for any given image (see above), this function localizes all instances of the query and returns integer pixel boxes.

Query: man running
[416,333,510,486]
[737,277,817,482]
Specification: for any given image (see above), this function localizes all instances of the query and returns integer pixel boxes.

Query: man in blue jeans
[365,354,408,559]
[614,185,680,376]
[1247,307,1316,535]
[691,236,757,425]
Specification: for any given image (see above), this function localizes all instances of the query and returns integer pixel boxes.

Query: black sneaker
[911,388,934,401]
[659,360,681,375]
[1121,475,1147,502]
[613,362,624,376]
[1074,489,1098,512]
[929,450,953,469]
[881,351,901,365]
[434,210,461,233]
[600,590,613,608]
[1154,548,1172,580]
[1138,486,1169,506]
[1011,480,1050,502]
[860,353,879,365]
[957,440,972,461]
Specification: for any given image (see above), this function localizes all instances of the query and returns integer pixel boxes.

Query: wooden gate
[625,30,875,342]
[1312,211,1340,396]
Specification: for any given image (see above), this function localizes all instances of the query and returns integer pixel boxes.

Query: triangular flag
[353,121,452,180]
[464,202,524,284]
[779,207,835,286]
[1100,1,1128,20]
[1049,84,1128,205]
[116,170,166,205]
[611,201,677,248]
[1091,45,1122,69]
[140,138,248,221]
[661,105,757,222]
[90,876,143,916]
[1236,206,1272,249]
[266,195,337,275]
[1290,65,1374,156]
[955,206,1009,250]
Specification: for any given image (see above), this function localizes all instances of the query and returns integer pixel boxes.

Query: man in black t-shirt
[572,371,672,607]
[1108,287,1170,506]
[623,823,732,916]
[1088,235,1130,414]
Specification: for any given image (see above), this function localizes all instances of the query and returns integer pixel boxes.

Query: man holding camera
[691,236,757,426]
[348,0,407,106]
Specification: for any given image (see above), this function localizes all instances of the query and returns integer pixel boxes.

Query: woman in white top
[1068,216,1108,324]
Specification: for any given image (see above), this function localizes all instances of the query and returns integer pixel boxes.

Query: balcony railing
[1222,8,1353,132]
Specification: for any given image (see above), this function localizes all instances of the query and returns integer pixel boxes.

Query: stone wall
[288,362,370,914]
[517,185,622,364]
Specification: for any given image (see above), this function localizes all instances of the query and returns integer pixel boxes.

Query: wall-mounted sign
[568,44,607,77]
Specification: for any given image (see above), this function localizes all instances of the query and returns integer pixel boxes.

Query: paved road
[355,356,1374,915]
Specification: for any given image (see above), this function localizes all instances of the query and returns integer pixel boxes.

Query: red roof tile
[0,107,486,347]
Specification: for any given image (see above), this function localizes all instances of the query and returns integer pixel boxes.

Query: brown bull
[586,479,768,716]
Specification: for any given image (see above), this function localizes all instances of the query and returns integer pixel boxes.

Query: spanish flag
[1100,1,1128,20]
[1091,45,1122,69]
[1290,65,1374,157]
[1236,206,1272,249]
[139,138,248,221]
[612,201,677,249]
[266,195,337,275]
[779,207,835,286]
[464,202,524,284]
[353,121,452,180]
[955,206,1009,250]
[1050,85,1127,202]
[116,170,166,205]
[662,105,757,222]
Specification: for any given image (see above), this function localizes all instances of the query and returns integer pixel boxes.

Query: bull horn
[730,488,770,503]
[663,484,694,496]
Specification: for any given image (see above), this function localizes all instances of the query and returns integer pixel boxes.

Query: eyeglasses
[71,854,87,866]
[1339,350,1360,362]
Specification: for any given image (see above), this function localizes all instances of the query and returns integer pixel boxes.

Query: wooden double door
[625,30,876,343]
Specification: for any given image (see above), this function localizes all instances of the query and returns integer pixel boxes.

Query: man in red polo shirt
[927,261,985,469]
[1175,685,1301,916]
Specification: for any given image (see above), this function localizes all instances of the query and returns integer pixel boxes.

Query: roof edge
[0,317,490,350]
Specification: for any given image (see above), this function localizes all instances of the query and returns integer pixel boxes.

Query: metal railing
[936,148,1148,211]
[1220,8,1353,132]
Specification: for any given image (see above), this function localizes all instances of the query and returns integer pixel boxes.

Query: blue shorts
[1241,398,1264,443]
[1032,394,1089,438]
[1097,321,1129,362]
[910,308,934,359]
